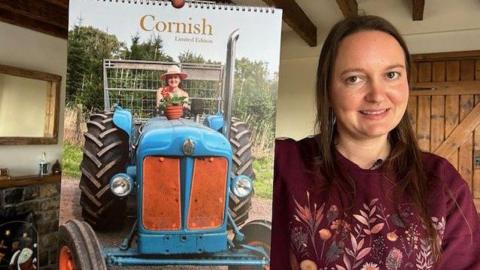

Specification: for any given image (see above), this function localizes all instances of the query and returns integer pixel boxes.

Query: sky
[69,0,283,76]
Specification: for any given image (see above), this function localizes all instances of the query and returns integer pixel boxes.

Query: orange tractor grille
[142,156,228,231]
[142,156,181,231]
[187,157,227,230]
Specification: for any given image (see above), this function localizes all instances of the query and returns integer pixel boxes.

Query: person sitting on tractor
[156,65,190,110]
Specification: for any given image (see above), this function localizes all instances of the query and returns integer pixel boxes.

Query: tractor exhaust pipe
[223,29,240,140]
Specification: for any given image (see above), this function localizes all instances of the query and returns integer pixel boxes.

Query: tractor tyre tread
[79,112,129,230]
[228,118,255,228]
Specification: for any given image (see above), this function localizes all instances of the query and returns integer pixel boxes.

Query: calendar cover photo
[60,0,282,268]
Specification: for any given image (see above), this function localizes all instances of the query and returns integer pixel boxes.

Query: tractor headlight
[231,175,253,198]
[110,173,133,197]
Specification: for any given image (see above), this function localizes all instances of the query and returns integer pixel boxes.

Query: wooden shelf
[0,174,61,189]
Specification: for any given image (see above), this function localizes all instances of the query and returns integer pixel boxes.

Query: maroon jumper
[271,137,480,270]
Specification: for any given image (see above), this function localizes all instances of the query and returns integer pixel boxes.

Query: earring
[329,108,336,141]
[329,108,336,127]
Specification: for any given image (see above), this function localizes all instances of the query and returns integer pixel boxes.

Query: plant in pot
[158,92,189,120]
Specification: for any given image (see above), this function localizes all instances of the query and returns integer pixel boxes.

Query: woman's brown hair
[315,15,440,258]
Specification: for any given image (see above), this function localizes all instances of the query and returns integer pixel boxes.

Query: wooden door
[408,51,480,210]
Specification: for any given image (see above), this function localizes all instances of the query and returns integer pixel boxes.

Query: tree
[233,58,277,154]
[179,51,206,63]
[67,28,175,112]
[178,51,219,64]
[124,34,173,62]
[66,25,124,110]
[66,27,87,104]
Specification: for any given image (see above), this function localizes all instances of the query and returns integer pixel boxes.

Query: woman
[271,16,480,270]
[156,65,190,109]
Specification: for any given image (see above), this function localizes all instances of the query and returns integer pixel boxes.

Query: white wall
[275,0,480,140]
[275,31,320,140]
[0,21,67,176]
[361,0,480,55]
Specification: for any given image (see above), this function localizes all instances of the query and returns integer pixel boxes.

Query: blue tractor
[59,30,271,269]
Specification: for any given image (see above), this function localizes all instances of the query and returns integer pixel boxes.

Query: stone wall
[0,182,61,270]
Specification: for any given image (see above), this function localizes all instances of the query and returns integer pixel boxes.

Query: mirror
[0,64,61,145]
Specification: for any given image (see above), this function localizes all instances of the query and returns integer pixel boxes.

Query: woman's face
[330,30,409,142]
[166,75,181,88]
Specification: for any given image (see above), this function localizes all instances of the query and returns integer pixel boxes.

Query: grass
[62,142,82,178]
[252,155,274,199]
[61,143,274,199]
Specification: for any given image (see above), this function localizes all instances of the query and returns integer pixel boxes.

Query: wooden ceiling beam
[0,0,68,29]
[262,0,317,47]
[336,0,358,18]
[412,0,425,21]
[0,7,67,39]
[42,0,69,9]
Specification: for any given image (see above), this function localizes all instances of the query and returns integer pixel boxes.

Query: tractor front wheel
[58,219,107,270]
[230,219,272,270]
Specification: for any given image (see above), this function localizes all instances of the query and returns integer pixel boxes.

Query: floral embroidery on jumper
[290,192,445,270]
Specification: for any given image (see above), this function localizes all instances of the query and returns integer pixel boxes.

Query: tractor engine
[117,116,234,254]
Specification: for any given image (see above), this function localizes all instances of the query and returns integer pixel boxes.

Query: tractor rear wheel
[229,118,255,227]
[79,112,129,230]
[58,219,107,270]
[229,220,271,270]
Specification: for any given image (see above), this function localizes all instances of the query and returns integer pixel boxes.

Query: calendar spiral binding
[99,0,276,13]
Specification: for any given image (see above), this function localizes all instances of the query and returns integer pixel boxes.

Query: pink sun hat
[160,65,188,80]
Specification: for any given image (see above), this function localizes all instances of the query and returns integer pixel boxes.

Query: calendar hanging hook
[171,0,185,8]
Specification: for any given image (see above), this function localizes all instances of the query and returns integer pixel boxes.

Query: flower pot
[165,105,183,120]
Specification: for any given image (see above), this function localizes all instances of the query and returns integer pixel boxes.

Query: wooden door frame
[408,50,480,209]
[412,50,480,62]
